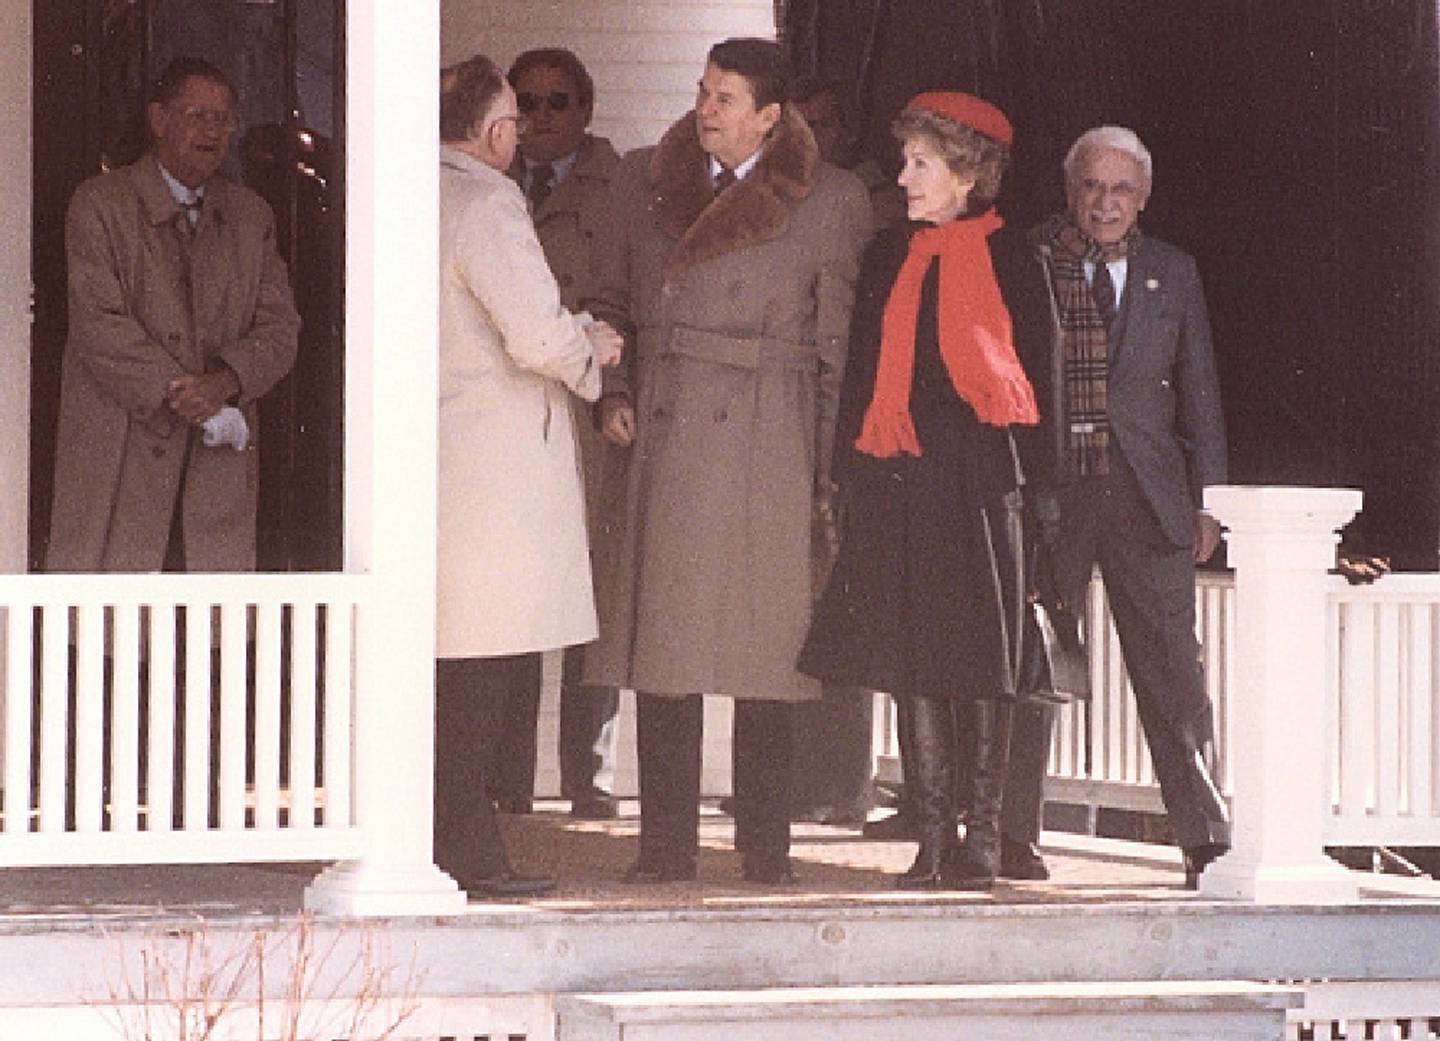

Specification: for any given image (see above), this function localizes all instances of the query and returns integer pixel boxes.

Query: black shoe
[494,795,534,815]
[945,830,1001,891]
[1183,843,1229,890]
[622,857,697,883]
[861,810,916,840]
[895,841,954,890]
[569,791,619,820]
[456,869,556,898]
[999,836,1050,881]
[741,855,798,885]
[790,803,832,824]
[820,800,872,828]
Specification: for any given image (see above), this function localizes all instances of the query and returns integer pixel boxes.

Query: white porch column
[1199,486,1362,902]
[0,3,31,571]
[304,1,464,915]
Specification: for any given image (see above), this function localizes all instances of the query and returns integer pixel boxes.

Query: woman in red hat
[800,91,1040,890]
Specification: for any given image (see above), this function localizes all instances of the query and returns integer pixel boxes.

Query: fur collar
[649,105,819,276]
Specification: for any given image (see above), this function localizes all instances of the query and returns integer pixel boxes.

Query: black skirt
[800,396,1019,701]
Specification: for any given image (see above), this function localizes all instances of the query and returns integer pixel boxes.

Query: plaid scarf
[1032,213,1143,478]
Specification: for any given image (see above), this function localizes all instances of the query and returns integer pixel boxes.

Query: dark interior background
[30,3,1440,571]
[787,0,1440,568]
[30,0,345,573]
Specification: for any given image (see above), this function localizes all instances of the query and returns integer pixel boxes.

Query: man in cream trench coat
[435,53,621,898]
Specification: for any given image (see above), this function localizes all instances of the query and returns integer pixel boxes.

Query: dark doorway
[31,0,346,573]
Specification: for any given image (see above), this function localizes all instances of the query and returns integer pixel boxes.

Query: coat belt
[655,326,816,372]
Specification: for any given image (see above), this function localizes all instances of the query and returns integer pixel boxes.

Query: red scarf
[855,210,1038,458]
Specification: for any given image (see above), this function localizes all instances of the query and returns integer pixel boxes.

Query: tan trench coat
[511,135,629,570]
[46,154,299,573]
[585,107,872,701]
[436,146,601,659]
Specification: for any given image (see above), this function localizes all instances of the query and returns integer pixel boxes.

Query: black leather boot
[947,699,1014,891]
[896,697,959,890]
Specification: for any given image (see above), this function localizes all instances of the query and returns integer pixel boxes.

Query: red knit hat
[904,91,1013,148]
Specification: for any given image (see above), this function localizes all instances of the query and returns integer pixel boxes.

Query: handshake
[581,316,624,368]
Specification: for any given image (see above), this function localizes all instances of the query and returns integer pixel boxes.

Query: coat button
[714,409,727,422]
[151,446,166,459]
[652,407,667,420]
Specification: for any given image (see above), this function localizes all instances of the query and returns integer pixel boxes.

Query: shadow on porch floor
[0,799,1213,921]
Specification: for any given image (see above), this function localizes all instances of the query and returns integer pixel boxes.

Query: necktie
[528,163,555,211]
[714,166,737,197]
[1090,260,1117,328]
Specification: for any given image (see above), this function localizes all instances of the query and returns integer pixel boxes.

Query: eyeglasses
[492,113,529,133]
[517,91,574,114]
[171,106,239,132]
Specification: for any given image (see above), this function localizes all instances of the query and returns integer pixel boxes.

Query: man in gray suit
[1017,125,1230,889]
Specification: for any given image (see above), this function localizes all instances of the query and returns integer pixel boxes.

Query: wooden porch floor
[0,800,1433,921]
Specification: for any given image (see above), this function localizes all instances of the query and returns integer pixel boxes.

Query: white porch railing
[1042,562,1440,853]
[0,574,366,867]
[871,487,1440,898]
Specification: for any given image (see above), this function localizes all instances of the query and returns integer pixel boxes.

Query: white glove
[201,406,250,451]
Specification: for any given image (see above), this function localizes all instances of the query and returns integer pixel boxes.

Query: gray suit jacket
[1020,232,1227,549]
[1105,236,1227,546]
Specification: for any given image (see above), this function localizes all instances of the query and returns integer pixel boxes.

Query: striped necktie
[1090,260,1117,328]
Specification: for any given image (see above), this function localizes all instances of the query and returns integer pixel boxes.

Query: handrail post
[1199,485,1362,901]
[303,0,464,916]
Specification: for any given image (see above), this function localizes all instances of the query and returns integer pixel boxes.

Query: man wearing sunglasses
[481,48,627,823]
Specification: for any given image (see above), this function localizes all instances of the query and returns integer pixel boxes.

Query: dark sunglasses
[517,91,574,114]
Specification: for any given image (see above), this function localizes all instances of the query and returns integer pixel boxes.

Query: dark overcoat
[511,135,629,587]
[584,107,872,701]
[799,223,1050,699]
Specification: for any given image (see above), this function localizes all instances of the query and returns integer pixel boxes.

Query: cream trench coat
[436,146,601,659]
[47,154,299,573]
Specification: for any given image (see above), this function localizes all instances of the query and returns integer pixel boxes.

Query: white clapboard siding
[441,0,777,153]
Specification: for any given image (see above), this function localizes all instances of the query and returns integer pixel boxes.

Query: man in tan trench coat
[47,57,299,574]
[586,38,871,884]
[483,47,628,822]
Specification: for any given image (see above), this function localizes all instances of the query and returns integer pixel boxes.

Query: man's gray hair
[1064,125,1153,185]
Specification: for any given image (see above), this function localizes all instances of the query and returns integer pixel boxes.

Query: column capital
[1204,485,1362,534]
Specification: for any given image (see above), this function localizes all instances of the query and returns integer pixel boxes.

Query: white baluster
[1405,606,1435,816]
[321,602,353,827]
[1375,603,1402,818]
[37,605,68,833]
[217,601,248,831]
[146,603,176,832]
[4,605,33,834]
[289,601,318,830]
[253,601,283,830]
[73,602,105,833]
[110,602,140,832]
[183,603,212,831]
[1337,601,1376,820]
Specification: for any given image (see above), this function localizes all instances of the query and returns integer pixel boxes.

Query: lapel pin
[1145,278,1160,291]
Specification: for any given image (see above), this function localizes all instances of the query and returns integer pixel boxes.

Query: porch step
[556,979,1302,1040]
